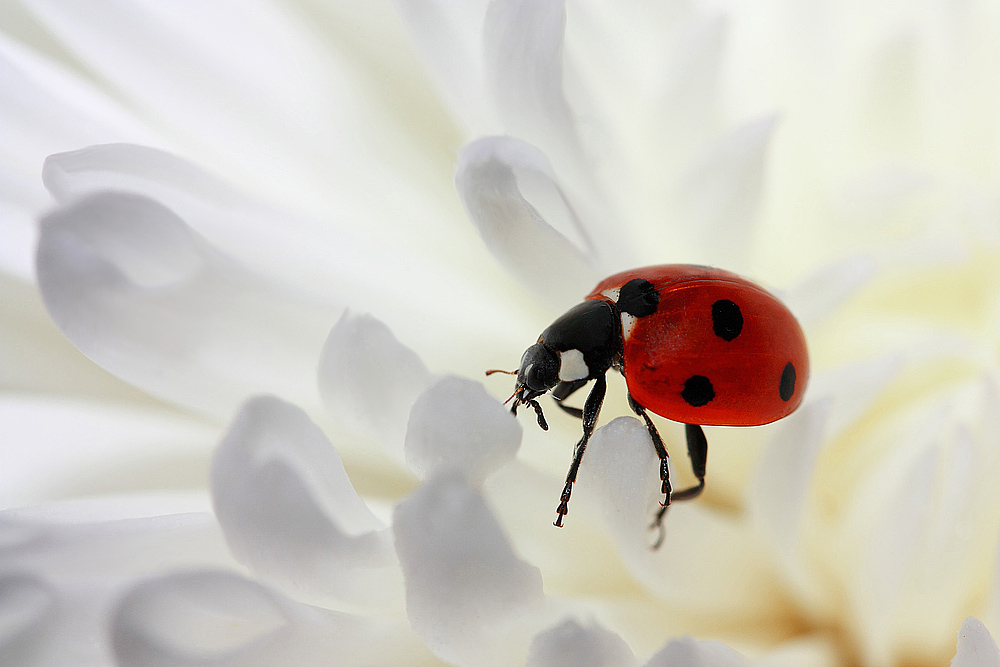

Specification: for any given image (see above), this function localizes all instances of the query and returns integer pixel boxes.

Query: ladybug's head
[486,342,559,432]
[516,342,560,398]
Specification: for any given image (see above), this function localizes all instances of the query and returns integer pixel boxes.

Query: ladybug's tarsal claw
[554,501,568,527]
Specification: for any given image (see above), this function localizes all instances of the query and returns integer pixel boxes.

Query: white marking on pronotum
[621,313,637,341]
[601,287,621,302]
[558,349,589,382]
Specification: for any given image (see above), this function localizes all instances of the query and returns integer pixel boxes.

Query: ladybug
[489,264,808,548]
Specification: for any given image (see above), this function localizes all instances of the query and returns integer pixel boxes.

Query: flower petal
[317,311,434,457]
[481,0,631,266]
[674,114,778,268]
[0,33,159,279]
[0,396,216,509]
[36,191,338,417]
[578,417,781,617]
[20,0,372,214]
[42,143,529,365]
[951,618,1000,667]
[657,15,729,162]
[483,0,578,165]
[748,399,831,610]
[0,574,56,663]
[42,143,412,304]
[0,498,234,666]
[839,423,937,666]
[393,0,494,132]
[781,255,879,329]
[525,617,636,667]
[455,136,598,305]
[644,636,748,667]
[404,376,522,482]
[211,396,399,609]
[0,273,154,403]
[393,473,545,667]
[111,569,430,667]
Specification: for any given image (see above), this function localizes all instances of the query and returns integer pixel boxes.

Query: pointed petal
[526,617,636,667]
[111,569,431,667]
[404,376,522,482]
[644,636,748,667]
[317,311,433,458]
[393,473,545,667]
[951,618,1000,667]
[211,396,400,609]
[455,136,597,305]
[36,191,339,417]
[674,114,778,268]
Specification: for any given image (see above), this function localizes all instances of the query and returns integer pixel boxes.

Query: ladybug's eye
[518,344,559,393]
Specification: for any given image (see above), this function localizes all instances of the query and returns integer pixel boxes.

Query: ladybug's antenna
[485,369,517,376]
[503,387,519,405]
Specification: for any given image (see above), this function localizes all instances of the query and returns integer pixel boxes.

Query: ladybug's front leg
[553,374,606,528]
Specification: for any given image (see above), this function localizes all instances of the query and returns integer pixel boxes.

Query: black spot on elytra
[681,375,715,407]
[711,299,743,341]
[617,278,659,317]
[779,362,796,401]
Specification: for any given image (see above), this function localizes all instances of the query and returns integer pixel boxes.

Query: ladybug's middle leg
[553,374,606,528]
[552,379,588,419]
[627,395,673,549]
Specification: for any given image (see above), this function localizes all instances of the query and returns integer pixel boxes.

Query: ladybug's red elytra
[489,264,808,548]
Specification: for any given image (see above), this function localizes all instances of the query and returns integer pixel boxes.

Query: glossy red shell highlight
[587,265,808,426]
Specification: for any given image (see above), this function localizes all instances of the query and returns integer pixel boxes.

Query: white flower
[2,1,1000,667]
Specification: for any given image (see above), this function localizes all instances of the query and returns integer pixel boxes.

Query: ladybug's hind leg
[673,424,707,501]
[553,374,606,528]
[649,424,708,548]
[552,379,588,419]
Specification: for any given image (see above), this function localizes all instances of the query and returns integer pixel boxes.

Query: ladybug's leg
[648,424,708,546]
[553,374,607,528]
[672,424,707,501]
[626,394,672,506]
[552,379,588,419]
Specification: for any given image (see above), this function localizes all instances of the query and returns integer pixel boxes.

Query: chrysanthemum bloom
[3,2,1000,666]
